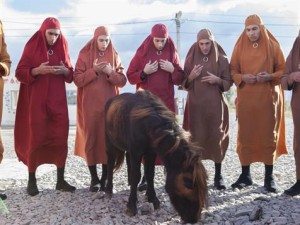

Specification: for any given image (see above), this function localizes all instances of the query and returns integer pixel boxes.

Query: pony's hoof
[153,199,160,210]
[105,192,112,199]
[126,207,137,216]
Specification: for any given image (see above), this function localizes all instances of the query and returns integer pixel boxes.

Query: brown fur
[105,90,208,223]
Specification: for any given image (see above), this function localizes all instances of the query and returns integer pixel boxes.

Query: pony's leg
[144,152,160,209]
[126,152,142,216]
[126,152,131,186]
[105,135,116,197]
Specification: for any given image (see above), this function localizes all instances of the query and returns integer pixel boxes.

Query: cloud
[2,0,300,72]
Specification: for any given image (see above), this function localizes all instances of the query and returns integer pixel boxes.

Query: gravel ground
[0,113,299,225]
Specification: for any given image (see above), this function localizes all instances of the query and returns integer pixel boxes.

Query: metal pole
[175,11,182,60]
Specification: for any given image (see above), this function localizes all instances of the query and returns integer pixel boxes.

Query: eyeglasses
[48,32,60,37]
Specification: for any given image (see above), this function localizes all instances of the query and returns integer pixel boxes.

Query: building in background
[2,75,187,126]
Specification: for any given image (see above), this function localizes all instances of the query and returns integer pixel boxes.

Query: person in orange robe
[74,26,126,192]
[230,14,287,192]
[14,17,76,196]
[127,24,185,191]
[281,33,300,196]
[182,29,232,190]
[0,20,11,200]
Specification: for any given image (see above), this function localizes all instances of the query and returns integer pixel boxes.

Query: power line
[5,32,297,39]
[2,19,172,26]
[3,18,299,31]
[184,12,299,19]
[185,19,300,27]
[3,12,299,20]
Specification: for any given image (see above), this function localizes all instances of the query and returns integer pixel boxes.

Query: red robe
[126,35,184,112]
[127,29,184,165]
[14,18,73,172]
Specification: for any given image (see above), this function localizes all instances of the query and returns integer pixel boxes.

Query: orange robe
[230,27,287,165]
[281,35,300,179]
[0,21,11,163]
[74,27,126,165]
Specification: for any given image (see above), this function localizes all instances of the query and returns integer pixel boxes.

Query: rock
[0,118,299,225]
[234,215,249,225]
[254,196,270,202]
[235,208,252,217]
[140,202,154,215]
[273,216,288,224]
[249,206,262,221]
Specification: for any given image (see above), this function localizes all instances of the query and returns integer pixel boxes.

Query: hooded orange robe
[230,15,287,165]
[183,29,232,163]
[0,21,11,163]
[281,35,300,179]
[74,26,126,165]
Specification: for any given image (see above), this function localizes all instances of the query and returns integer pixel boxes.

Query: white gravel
[0,112,299,225]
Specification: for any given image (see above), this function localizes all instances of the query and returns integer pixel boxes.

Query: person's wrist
[140,71,147,81]
[31,67,39,76]
[64,69,69,76]
[107,69,114,76]
[268,74,273,81]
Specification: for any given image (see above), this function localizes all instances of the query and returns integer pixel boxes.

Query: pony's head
[165,144,208,223]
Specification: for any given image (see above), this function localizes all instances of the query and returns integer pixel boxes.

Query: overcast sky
[1,0,299,93]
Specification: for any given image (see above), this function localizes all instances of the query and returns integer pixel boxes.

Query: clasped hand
[32,61,69,76]
[242,72,272,84]
[143,59,174,75]
[290,71,300,82]
[93,59,113,75]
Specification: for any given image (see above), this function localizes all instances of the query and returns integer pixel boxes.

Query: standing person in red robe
[281,33,300,196]
[182,29,232,190]
[127,23,185,191]
[74,26,126,192]
[14,17,76,196]
[0,20,12,200]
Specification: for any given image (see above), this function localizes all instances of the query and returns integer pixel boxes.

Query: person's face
[153,37,167,51]
[245,25,260,42]
[45,29,60,45]
[198,39,212,55]
[97,35,110,51]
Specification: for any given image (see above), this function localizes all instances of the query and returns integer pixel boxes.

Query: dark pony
[105,90,208,223]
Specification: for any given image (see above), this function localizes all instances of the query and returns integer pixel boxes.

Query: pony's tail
[113,150,125,172]
[193,159,208,213]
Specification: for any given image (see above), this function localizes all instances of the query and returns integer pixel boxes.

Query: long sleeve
[126,53,144,85]
[281,52,295,91]
[281,73,294,91]
[0,29,11,77]
[63,53,73,83]
[219,57,233,92]
[270,43,285,86]
[15,53,37,85]
[171,52,185,85]
[73,57,98,88]
[230,46,243,87]
[106,54,126,87]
